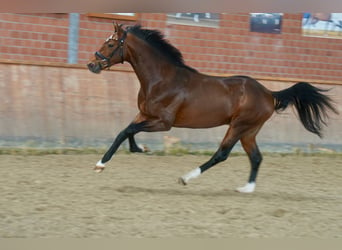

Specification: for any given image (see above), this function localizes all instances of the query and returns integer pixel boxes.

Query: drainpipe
[67,13,80,64]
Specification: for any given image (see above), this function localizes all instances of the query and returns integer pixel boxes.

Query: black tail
[272,82,338,138]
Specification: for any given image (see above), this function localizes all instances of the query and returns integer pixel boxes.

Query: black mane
[127,25,197,72]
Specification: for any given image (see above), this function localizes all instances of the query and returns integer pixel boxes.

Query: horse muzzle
[87,61,102,74]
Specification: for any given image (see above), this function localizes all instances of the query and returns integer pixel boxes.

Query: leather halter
[95,31,127,67]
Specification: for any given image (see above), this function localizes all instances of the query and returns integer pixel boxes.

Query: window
[250,13,283,34]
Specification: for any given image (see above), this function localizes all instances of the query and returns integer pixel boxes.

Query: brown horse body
[87,23,337,193]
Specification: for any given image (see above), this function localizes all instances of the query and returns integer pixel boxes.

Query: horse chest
[137,97,162,116]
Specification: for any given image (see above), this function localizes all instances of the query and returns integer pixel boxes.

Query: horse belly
[173,102,231,128]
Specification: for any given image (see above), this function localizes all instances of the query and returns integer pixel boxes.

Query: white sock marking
[236,182,256,193]
[138,144,146,152]
[96,160,105,168]
[181,168,201,184]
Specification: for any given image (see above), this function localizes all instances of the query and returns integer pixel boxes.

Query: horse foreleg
[95,114,172,172]
[128,134,149,153]
[94,122,144,172]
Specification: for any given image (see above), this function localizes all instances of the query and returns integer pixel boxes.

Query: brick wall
[1,13,341,82]
[0,13,69,62]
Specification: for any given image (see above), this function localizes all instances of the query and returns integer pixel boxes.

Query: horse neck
[125,37,177,93]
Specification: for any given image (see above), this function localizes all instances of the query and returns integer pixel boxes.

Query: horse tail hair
[272,82,338,138]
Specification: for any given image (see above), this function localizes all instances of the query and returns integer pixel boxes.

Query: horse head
[87,22,127,73]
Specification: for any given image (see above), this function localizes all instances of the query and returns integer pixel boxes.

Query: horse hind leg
[236,132,262,193]
[178,126,240,185]
[178,144,235,185]
[179,122,264,194]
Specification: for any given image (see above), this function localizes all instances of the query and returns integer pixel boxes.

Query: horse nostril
[87,62,95,69]
[87,62,101,73]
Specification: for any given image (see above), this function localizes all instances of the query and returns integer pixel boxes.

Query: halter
[95,31,127,67]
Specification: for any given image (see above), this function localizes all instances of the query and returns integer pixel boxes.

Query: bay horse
[87,23,338,193]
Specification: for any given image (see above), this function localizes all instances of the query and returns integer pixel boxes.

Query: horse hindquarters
[179,79,275,192]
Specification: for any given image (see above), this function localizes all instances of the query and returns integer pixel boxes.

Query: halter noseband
[95,31,127,67]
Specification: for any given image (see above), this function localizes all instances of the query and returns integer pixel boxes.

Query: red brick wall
[0,13,69,62]
[1,13,341,82]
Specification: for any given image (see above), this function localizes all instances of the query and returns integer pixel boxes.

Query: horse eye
[108,44,114,48]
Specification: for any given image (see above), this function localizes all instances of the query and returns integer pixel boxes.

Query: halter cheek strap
[95,31,127,66]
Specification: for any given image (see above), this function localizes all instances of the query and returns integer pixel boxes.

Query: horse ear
[114,22,123,33]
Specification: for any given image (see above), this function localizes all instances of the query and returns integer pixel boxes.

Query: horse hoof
[130,144,150,153]
[94,160,105,173]
[94,166,105,173]
[138,144,150,152]
[178,177,187,185]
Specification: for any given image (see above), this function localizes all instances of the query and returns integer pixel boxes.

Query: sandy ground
[0,153,341,238]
